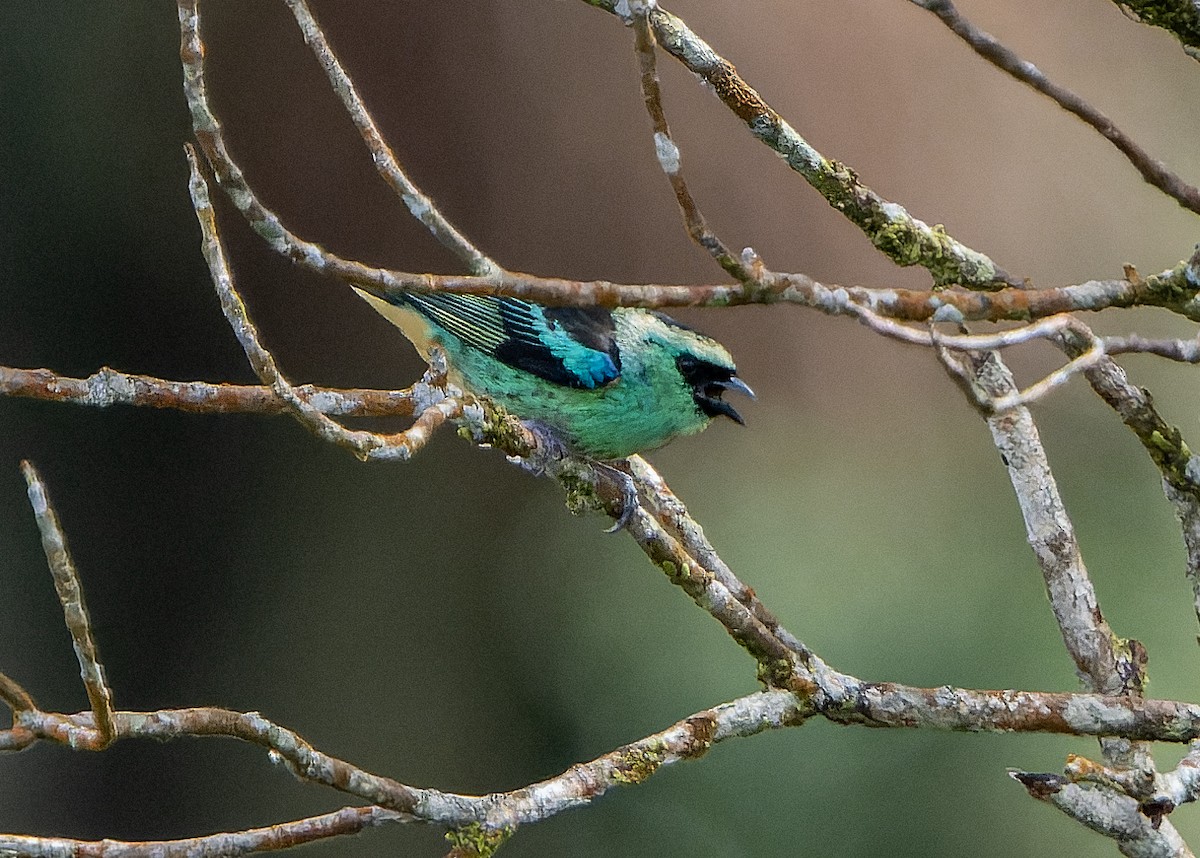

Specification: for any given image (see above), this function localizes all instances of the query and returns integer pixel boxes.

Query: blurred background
[3,1,1200,854]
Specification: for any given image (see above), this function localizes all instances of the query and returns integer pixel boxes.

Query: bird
[353,288,753,462]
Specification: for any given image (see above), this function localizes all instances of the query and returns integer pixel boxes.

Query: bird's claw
[597,463,640,534]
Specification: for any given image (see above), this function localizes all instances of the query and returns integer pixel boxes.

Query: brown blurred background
[3,1,1200,854]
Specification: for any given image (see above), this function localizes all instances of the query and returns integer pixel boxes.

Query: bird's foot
[505,422,640,533]
[593,461,641,534]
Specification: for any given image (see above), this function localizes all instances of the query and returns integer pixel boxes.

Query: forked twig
[186,144,462,462]
[947,347,1174,848]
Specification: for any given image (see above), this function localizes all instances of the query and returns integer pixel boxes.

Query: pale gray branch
[185,144,462,462]
[281,0,501,277]
[19,461,116,750]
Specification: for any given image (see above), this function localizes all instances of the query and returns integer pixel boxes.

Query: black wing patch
[400,293,621,389]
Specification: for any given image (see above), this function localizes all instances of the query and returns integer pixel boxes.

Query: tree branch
[910,0,1200,215]
[0,806,405,858]
[279,0,502,277]
[585,0,1020,289]
[186,143,462,462]
[0,365,418,417]
[629,1,761,285]
[19,461,116,750]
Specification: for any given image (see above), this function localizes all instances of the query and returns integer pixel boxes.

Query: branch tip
[19,460,117,748]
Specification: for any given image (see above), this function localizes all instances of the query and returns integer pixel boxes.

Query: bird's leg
[505,421,640,533]
[593,460,640,534]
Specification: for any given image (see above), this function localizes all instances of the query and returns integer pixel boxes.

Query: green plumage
[355,290,751,460]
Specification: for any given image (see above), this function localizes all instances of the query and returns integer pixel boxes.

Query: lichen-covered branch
[954,351,1139,696]
[1012,772,1193,858]
[946,347,1183,850]
[12,461,1200,856]
[585,0,1019,289]
[0,365,417,417]
[1058,323,1200,630]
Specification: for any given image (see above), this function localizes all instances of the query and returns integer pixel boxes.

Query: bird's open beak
[721,377,755,401]
[702,377,755,425]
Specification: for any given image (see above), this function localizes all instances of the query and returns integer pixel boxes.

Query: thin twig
[175,6,1200,324]
[19,461,117,749]
[927,316,1110,413]
[189,0,1019,293]
[0,673,35,715]
[0,806,404,858]
[630,2,760,285]
[986,339,1108,413]
[850,308,1105,411]
[587,0,1020,289]
[1011,772,1192,857]
[185,144,461,462]
[281,0,501,278]
[911,0,1200,216]
[0,365,417,417]
[1104,334,1200,363]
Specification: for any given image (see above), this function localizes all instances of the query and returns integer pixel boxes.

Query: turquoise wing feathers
[402,293,621,389]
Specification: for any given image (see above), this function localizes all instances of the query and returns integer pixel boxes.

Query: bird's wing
[403,293,622,389]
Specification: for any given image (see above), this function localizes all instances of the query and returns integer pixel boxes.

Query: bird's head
[675,351,754,425]
[643,312,754,426]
